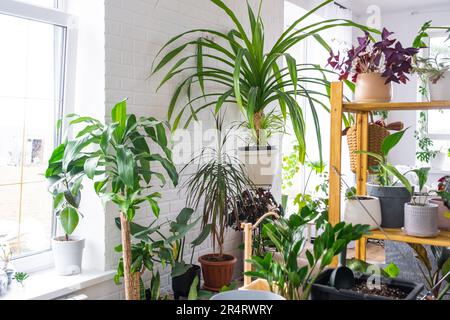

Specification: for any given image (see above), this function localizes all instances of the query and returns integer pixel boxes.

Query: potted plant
[395,167,440,237]
[46,100,178,299]
[152,0,378,182]
[408,244,450,300]
[387,167,450,237]
[169,208,212,300]
[46,157,86,275]
[413,21,450,101]
[357,128,412,228]
[343,187,382,230]
[182,114,252,291]
[245,206,371,300]
[414,55,450,101]
[328,28,418,102]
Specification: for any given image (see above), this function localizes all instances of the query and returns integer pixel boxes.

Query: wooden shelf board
[362,228,450,247]
[343,100,450,112]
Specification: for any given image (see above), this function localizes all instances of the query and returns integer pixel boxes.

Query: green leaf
[116,145,136,189]
[60,207,79,235]
[408,243,432,271]
[150,271,160,300]
[152,44,188,74]
[176,207,195,225]
[384,262,400,278]
[84,156,100,179]
[111,99,127,142]
[188,276,199,300]
[382,163,413,192]
[381,128,408,157]
[191,224,212,247]
[233,48,245,112]
[285,54,298,96]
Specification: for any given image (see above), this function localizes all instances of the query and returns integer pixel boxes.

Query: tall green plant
[182,114,253,257]
[152,0,378,163]
[46,100,178,300]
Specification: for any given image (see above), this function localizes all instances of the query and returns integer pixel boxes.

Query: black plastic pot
[171,264,201,299]
[311,269,423,300]
[367,184,411,228]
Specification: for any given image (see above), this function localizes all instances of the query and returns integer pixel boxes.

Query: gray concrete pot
[367,184,411,228]
[404,203,439,237]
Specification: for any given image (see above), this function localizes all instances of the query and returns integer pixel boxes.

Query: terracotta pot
[198,253,236,292]
[355,73,392,103]
[429,198,450,230]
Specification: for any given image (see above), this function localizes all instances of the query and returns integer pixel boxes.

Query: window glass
[0,13,65,258]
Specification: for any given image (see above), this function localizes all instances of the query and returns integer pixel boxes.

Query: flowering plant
[328,28,419,84]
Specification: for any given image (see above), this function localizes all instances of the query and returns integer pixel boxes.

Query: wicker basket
[346,123,390,173]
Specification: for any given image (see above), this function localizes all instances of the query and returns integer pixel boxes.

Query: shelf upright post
[355,112,369,260]
[329,82,344,267]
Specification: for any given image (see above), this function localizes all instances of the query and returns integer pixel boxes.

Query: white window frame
[419,29,450,141]
[0,0,77,273]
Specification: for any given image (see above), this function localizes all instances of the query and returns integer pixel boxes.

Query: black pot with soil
[311,269,423,300]
[171,264,201,300]
[367,184,411,228]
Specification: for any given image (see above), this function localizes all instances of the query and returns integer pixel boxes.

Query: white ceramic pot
[52,236,85,276]
[355,73,392,103]
[404,203,439,237]
[429,71,450,101]
[343,196,382,230]
[431,151,446,170]
[238,146,279,186]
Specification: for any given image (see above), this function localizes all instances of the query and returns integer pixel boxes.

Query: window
[421,33,450,159]
[0,0,73,263]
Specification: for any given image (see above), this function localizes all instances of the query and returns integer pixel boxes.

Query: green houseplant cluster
[42,0,430,301]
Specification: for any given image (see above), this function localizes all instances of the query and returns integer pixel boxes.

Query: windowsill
[0,268,115,300]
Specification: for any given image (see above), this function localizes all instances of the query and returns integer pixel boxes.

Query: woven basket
[347,123,390,173]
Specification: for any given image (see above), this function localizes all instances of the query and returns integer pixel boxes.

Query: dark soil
[351,282,409,299]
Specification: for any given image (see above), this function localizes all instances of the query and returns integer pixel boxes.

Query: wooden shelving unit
[328,81,450,263]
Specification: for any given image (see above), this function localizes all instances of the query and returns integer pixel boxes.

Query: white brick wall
[68,0,284,299]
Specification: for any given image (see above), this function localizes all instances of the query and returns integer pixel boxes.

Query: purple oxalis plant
[327,28,419,84]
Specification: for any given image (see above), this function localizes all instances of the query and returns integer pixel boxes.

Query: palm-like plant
[182,114,253,257]
[152,0,377,163]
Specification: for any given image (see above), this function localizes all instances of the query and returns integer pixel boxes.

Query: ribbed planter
[198,254,236,292]
[367,184,411,228]
[404,203,439,237]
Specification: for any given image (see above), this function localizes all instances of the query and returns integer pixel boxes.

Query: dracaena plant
[151,0,377,163]
[46,100,178,300]
[245,205,370,300]
[182,113,253,257]
[328,28,419,84]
